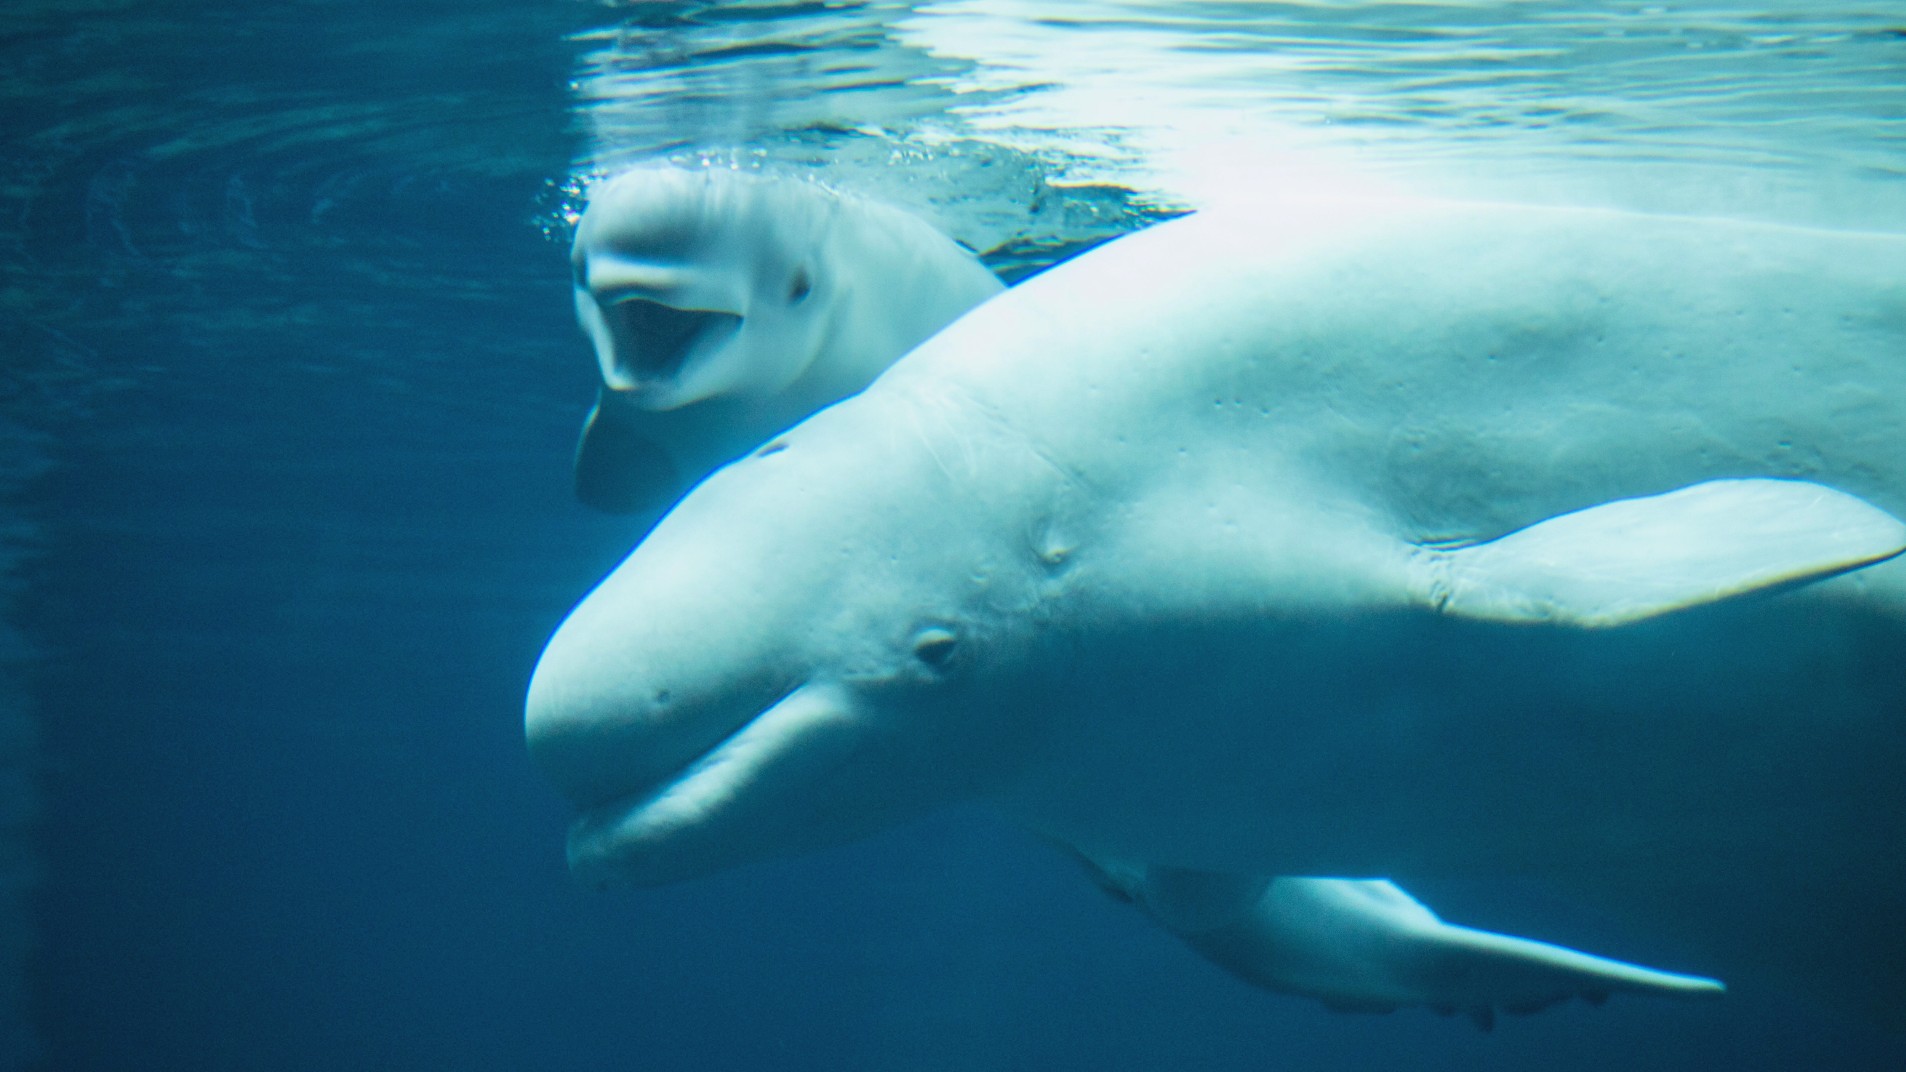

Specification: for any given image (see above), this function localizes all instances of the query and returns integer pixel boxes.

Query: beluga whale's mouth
[539,679,892,888]
[602,296,743,390]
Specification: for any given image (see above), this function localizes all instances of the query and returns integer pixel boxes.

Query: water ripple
[4,0,591,423]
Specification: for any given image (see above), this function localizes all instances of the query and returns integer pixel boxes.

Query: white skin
[562,177,1735,1021]
[567,166,1003,515]
[1076,859,1722,1028]
[531,197,1906,1024]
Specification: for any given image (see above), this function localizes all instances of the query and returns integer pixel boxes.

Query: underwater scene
[6,1,1906,1068]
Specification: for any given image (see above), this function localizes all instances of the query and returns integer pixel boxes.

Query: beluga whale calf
[566,165,1004,514]
[527,193,1906,1027]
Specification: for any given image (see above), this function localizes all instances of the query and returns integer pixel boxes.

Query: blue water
[7,1,1906,1068]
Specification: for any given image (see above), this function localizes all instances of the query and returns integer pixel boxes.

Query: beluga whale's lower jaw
[533,657,1003,889]
[594,296,744,405]
[554,681,885,887]
[530,192,1906,1025]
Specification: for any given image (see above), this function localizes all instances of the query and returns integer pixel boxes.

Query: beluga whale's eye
[786,267,812,305]
[911,626,958,668]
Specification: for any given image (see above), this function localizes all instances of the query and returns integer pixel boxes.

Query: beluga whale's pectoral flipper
[572,393,681,515]
[1414,479,1906,627]
[1078,858,1723,1029]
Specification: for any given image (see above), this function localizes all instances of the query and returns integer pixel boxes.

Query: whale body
[527,196,1906,1024]
[568,166,1003,514]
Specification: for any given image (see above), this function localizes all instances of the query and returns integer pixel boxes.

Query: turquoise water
[5,1,1905,1068]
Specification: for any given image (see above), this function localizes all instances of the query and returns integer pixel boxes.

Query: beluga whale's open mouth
[601,296,743,390]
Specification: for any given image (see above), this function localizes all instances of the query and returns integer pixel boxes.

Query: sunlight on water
[901,2,1906,200]
[574,1,1906,234]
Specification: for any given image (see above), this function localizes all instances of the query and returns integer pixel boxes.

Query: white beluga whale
[526,195,1906,1026]
[567,165,1004,514]
[562,179,1724,1023]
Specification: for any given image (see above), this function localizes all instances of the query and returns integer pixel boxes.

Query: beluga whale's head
[571,167,839,411]
[564,165,1004,517]
[526,384,1069,886]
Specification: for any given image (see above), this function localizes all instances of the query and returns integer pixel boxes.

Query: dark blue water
[7,2,1906,1069]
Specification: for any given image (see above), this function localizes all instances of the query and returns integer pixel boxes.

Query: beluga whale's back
[527,194,1906,1028]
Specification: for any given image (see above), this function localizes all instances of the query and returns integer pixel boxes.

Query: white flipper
[573,389,682,514]
[1414,478,1906,627]
[1078,859,1723,1029]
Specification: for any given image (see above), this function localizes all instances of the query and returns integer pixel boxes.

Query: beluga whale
[560,177,1727,1023]
[566,165,1004,514]
[526,193,1906,1027]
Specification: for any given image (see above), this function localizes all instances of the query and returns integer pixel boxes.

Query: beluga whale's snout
[526,592,826,886]
[525,472,814,882]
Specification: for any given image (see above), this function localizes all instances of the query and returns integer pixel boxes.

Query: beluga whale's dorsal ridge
[566,165,1004,515]
[528,194,1906,1026]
